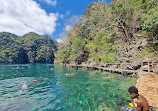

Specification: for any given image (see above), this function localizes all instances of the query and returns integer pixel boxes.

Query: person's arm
[126,107,132,111]
[131,99,137,111]
[127,107,134,111]
[131,99,142,111]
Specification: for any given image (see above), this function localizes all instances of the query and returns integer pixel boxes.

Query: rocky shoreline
[55,57,158,77]
[138,72,158,109]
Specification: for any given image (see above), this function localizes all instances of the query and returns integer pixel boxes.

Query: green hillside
[0,32,57,63]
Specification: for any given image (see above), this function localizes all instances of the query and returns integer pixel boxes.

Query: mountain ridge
[0,32,58,63]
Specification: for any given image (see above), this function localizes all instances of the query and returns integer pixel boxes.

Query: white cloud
[65,25,72,32]
[0,0,58,36]
[56,13,64,19]
[41,0,57,6]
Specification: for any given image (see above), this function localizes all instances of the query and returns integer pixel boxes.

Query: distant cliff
[0,32,58,63]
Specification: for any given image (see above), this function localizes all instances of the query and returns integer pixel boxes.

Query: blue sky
[35,0,113,40]
[0,0,113,41]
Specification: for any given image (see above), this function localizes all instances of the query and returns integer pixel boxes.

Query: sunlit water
[0,64,137,111]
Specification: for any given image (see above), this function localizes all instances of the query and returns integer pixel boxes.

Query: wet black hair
[128,86,138,94]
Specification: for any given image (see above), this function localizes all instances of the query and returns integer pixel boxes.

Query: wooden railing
[68,59,158,75]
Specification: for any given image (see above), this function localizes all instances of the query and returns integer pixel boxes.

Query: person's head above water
[128,86,139,99]
[22,83,28,89]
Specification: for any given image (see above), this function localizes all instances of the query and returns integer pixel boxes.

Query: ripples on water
[0,64,137,111]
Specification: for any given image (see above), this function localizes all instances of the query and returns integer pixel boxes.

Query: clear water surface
[0,64,137,111]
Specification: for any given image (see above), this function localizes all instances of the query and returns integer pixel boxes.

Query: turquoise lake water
[0,64,137,111]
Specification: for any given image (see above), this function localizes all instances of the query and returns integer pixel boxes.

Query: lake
[0,64,136,111]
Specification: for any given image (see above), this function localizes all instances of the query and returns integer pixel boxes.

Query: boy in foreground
[121,86,149,111]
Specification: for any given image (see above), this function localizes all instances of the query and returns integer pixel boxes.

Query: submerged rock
[97,103,114,111]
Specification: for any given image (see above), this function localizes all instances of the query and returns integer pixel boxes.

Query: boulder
[141,65,149,70]
[137,71,148,77]
[131,60,141,70]
[69,61,76,65]
[111,65,118,68]
[99,64,104,67]
[89,62,97,66]
[126,65,133,70]
[153,65,158,74]
[103,63,108,67]
[81,62,87,66]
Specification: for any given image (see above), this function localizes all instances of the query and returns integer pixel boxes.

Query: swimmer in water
[109,75,115,78]
[50,67,53,70]
[21,67,24,69]
[12,66,20,69]
[32,79,40,82]
[17,66,20,69]
[70,73,74,76]
[22,83,28,89]
[19,83,28,94]
[66,73,74,76]
[104,75,115,79]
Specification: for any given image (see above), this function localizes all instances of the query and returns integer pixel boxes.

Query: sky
[0,0,113,41]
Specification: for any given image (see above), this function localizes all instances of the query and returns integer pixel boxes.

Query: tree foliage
[0,32,57,63]
[56,0,158,64]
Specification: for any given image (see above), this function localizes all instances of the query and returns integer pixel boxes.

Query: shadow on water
[0,64,137,111]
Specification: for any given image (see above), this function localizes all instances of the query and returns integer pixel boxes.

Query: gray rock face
[126,65,133,70]
[142,65,149,70]
[89,62,97,66]
[153,65,158,74]
[81,62,88,66]
[131,60,142,70]
[137,71,148,77]
[70,61,76,65]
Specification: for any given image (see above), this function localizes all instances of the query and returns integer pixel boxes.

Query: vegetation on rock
[0,32,57,63]
[55,0,158,64]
